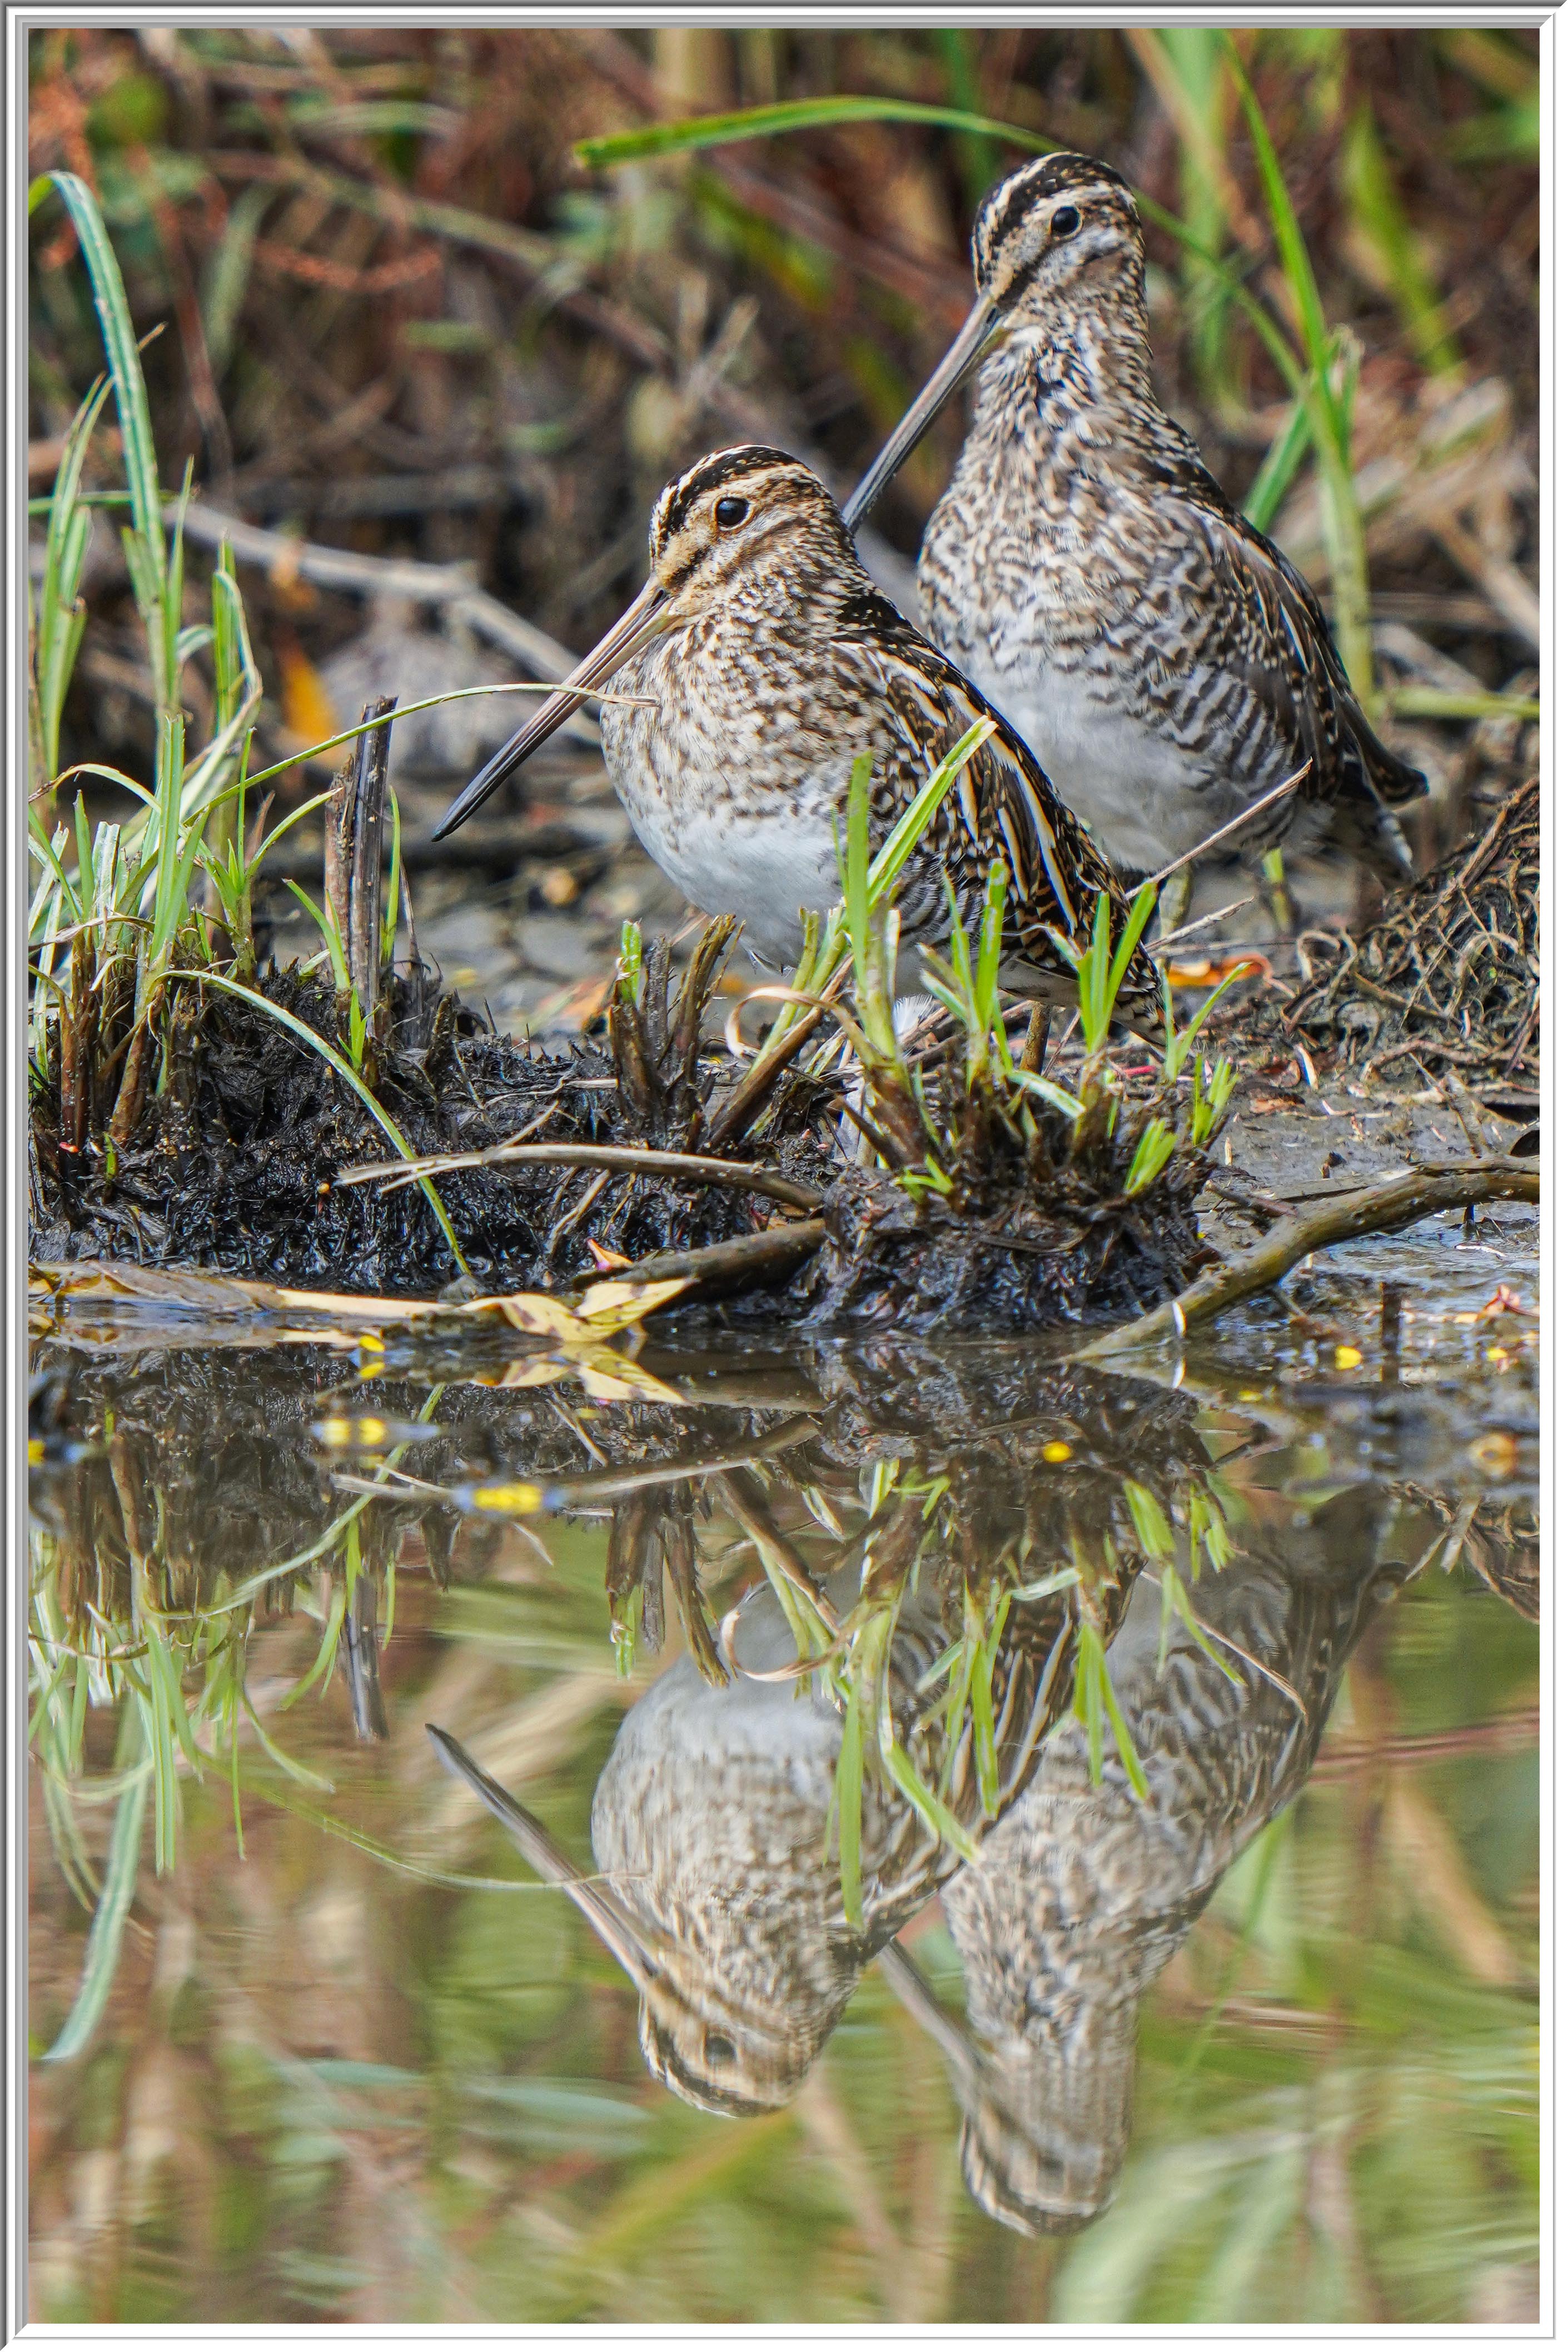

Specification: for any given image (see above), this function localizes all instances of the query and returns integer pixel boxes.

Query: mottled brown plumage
[436,445,1159,1013]
[846,152,1426,897]
[929,1485,1408,2236]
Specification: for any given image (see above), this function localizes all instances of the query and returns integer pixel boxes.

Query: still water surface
[27,1234,1537,2325]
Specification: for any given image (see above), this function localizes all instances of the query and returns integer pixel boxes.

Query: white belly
[962,645,1214,874]
[624,793,842,967]
[601,700,845,968]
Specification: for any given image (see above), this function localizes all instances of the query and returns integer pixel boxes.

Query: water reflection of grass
[27,1496,1535,2326]
[27,1345,1537,2319]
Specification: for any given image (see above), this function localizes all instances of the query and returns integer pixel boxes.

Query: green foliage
[575,96,1049,172]
[1340,100,1464,376]
[1223,39,1375,699]
[1071,1613,1151,1801]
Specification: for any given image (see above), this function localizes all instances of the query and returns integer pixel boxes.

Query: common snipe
[845,153,1426,924]
[435,444,1159,1012]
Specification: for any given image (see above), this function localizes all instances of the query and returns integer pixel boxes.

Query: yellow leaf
[277,635,340,748]
[494,1359,570,1390]
[576,1277,690,1331]
[576,1358,686,1405]
[466,1292,584,1339]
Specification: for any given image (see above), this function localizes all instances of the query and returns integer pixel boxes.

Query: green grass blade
[282,878,351,995]
[42,1756,150,2062]
[1341,100,1462,376]
[576,96,1052,170]
[201,182,270,376]
[1223,42,1333,385]
[1163,961,1251,1081]
[381,789,402,969]
[241,1691,335,1789]
[932,29,1000,206]
[1101,1656,1151,1801]
[34,372,114,783]
[1223,48,1373,695]
[833,1693,865,1931]
[1108,881,1158,1001]
[1243,389,1313,529]
[865,719,994,905]
[275,1583,349,1714]
[42,174,166,589]
[578,93,1304,393]
[1123,1480,1177,1560]
[1123,1119,1176,1196]
[881,1734,979,1863]
[1076,1623,1106,1785]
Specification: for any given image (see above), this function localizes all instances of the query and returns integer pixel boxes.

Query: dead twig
[337,1139,824,1214]
[1075,1155,1538,1360]
[566,1218,827,1302]
[171,502,595,738]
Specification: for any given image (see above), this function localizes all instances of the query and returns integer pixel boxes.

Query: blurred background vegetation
[28,23,1539,1018]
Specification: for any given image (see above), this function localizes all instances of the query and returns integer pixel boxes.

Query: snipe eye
[704,2030,738,2065]
[714,496,749,530]
[1050,204,1082,239]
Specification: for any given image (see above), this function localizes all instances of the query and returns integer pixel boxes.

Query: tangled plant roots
[1272,780,1539,1093]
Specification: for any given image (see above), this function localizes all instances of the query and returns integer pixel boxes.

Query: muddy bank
[28,719,1539,1337]
[28,932,840,1301]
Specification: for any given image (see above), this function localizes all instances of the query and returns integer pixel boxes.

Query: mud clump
[28,913,1213,1333]
[28,945,835,1299]
[795,1155,1211,1332]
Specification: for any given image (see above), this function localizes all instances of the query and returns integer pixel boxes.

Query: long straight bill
[426,1723,658,1986]
[841,295,1002,533]
[432,575,668,841]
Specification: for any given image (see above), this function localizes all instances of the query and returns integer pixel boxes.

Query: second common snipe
[845,152,1426,924]
[435,444,1158,1014]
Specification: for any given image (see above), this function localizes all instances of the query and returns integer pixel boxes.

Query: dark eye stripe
[659,444,795,540]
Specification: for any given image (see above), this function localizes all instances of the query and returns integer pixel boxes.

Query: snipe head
[845,153,1145,530]
[432,447,853,838]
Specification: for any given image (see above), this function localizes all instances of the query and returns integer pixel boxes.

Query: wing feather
[829,593,1158,1008]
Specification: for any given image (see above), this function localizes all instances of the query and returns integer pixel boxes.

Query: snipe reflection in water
[28,1334,1536,2318]
[429,1376,1451,2237]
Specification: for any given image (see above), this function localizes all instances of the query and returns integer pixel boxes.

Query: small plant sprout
[1189,1055,1238,1147]
[1189,1483,1238,1577]
[617,919,644,1006]
[773,717,997,1050]
[920,858,1013,1093]
[1123,1117,1177,1196]
[1071,1613,1151,1801]
[1162,963,1251,1083]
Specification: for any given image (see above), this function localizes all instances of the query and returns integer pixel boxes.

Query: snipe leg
[1260,847,1298,937]
[1157,866,1193,939]
[1019,1003,1050,1075]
